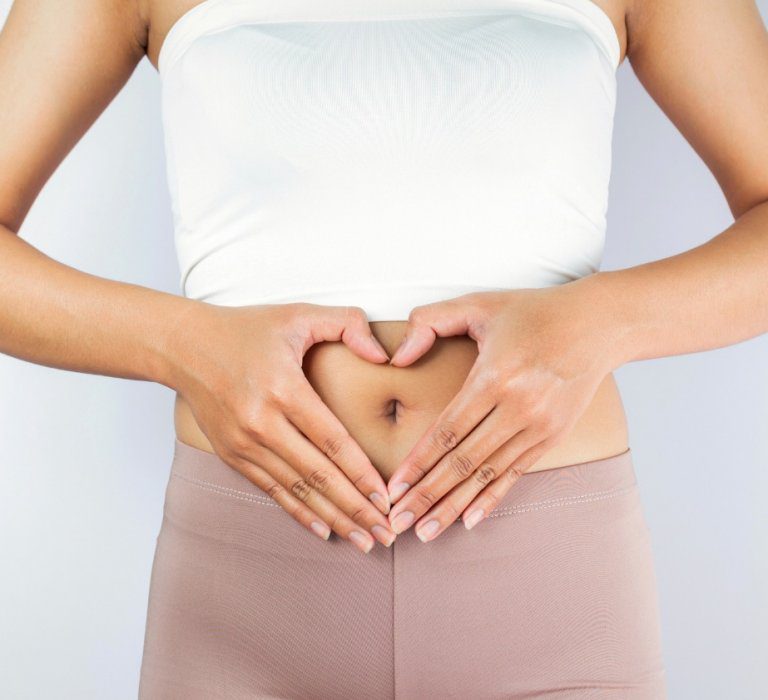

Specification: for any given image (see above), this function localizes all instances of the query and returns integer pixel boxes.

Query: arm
[0,0,184,386]
[580,0,768,366]
[382,0,768,538]
[0,228,201,387]
[0,0,397,550]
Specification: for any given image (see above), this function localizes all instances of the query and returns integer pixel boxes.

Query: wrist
[562,271,637,372]
[150,295,218,391]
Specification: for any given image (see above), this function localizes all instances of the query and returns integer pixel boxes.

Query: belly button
[383,398,401,423]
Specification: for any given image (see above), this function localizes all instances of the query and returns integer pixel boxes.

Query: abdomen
[174,321,629,481]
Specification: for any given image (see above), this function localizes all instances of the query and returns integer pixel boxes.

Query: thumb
[334,306,391,363]
[300,305,390,363]
[389,300,472,367]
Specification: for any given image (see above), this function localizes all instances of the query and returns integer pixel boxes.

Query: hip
[140,437,666,698]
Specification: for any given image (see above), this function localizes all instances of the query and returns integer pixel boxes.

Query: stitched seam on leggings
[487,483,638,517]
[171,472,280,507]
[392,531,396,700]
[494,483,635,511]
[171,471,636,515]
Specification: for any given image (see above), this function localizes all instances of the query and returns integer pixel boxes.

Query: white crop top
[158,0,620,322]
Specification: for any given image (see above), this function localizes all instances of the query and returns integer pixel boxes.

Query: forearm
[0,226,202,388]
[575,198,768,368]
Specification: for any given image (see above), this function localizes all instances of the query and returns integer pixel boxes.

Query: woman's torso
[148,0,630,481]
[174,322,630,482]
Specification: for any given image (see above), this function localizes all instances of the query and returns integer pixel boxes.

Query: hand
[385,280,620,541]
[167,301,398,553]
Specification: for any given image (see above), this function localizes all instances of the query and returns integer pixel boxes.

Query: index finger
[386,371,497,503]
[280,375,392,515]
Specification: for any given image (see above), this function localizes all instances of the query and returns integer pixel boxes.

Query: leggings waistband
[169,438,637,518]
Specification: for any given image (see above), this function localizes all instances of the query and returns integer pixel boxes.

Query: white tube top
[158,0,620,322]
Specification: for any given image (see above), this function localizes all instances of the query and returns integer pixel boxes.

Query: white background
[1,1,766,697]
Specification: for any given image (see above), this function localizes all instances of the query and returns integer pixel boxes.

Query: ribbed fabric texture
[158,0,620,321]
[138,440,667,698]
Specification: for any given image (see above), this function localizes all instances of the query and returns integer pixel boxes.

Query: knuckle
[348,506,368,525]
[537,411,558,433]
[412,488,437,509]
[432,423,459,451]
[346,305,368,324]
[243,419,268,442]
[321,434,347,462]
[474,462,498,486]
[264,382,291,408]
[516,394,541,421]
[447,451,475,480]
[325,512,342,534]
[266,482,284,501]
[305,468,332,493]
[441,500,460,521]
[407,306,423,323]
[501,374,524,398]
[238,401,270,436]
[407,462,429,483]
[290,478,313,502]
[506,463,525,481]
[229,430,258,456]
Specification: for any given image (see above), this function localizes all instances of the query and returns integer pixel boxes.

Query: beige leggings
[139,439,667,699]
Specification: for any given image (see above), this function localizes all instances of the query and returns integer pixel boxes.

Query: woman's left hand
[385,278,624,541]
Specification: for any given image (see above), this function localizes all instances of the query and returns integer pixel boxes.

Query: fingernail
[369,333,389,361]
[369,491,390,515]
[391,510,415,534]
[311,521,331,540]
[464,507,485,530]
[388,481,410,502]
[372,524,395,547]
[389,335,412,364]
[416,519,440,543]
[349,530,374,553]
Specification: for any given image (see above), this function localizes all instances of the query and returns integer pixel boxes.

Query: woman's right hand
[165,301,397,553]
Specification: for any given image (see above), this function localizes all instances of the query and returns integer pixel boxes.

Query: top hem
[157,0,621,76]
[186,280,574,322]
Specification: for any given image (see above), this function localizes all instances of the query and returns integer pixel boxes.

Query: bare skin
[174,323,630,482]
[1,0,767,552]
[163,0,632,480]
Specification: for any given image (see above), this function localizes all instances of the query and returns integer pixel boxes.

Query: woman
[1,0,766,697]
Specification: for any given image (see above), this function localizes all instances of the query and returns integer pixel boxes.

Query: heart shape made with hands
[330,286,613,543]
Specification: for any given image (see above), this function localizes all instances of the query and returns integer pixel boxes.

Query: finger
[258,410,396,543]
[228,452,332,541]
[230,444,387,553]
[409,427,538,541]
[461,436,556,531]
[386,368,496,504]
[281,376,392,515]
[412,461,502,542]
[299,304,390,364]
[387,408,524,534]
[389,300,473,367]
